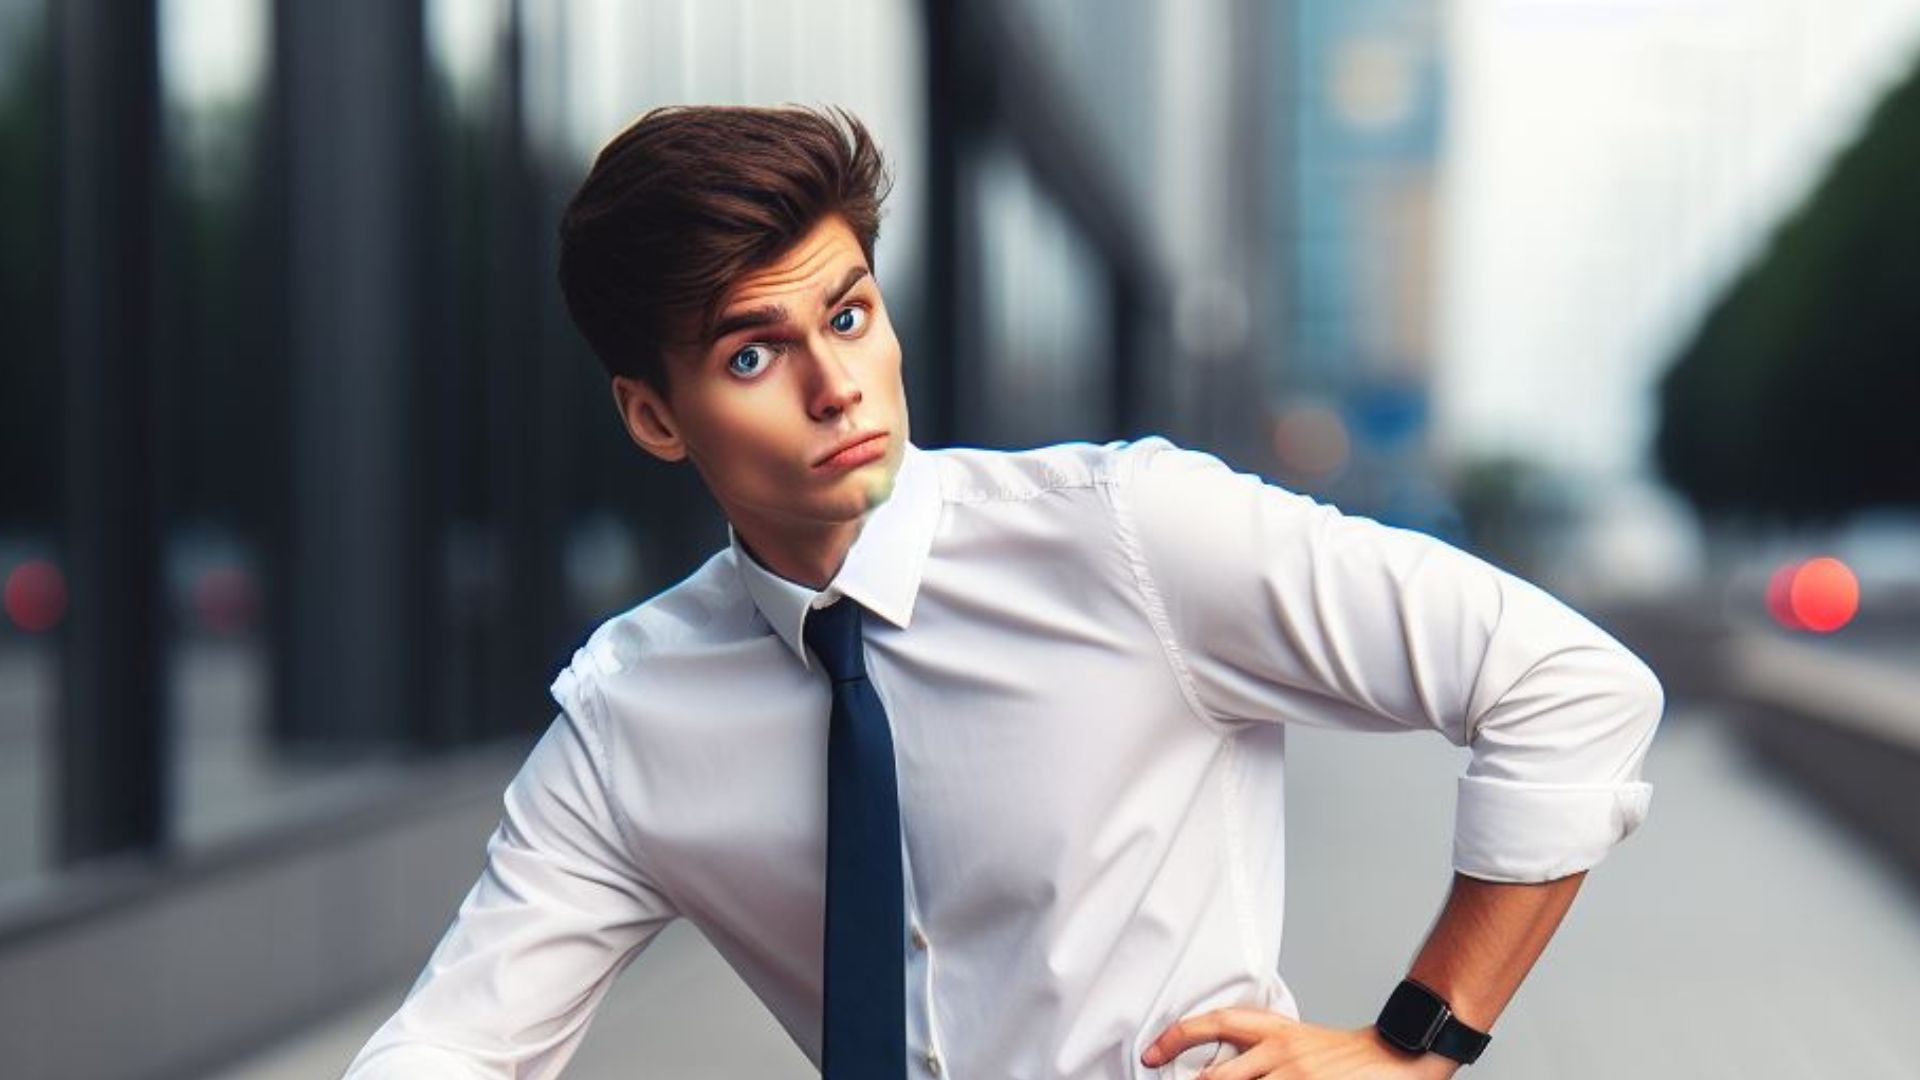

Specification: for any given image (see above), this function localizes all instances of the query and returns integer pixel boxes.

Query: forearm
[1405,869,1587,1034]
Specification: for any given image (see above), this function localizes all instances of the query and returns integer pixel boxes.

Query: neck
[733,515,865,591]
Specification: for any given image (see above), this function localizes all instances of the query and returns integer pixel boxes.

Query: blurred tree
[1451,452,1575,583]
[1655,52,1920,524]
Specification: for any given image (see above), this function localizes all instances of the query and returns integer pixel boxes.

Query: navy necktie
[803,598,906,1078]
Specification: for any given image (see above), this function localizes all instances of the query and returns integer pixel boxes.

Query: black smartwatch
[1374,978,1492,1065]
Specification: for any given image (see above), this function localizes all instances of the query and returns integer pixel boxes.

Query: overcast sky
[1436,0,1920,479]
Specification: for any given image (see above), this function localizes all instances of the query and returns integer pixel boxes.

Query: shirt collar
[731,441,942,669]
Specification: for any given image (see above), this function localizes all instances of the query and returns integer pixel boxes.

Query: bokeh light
[1764,561,1802,629]
[192,564,259,636]
[1270,400,1352,481]
[4,558,68,633]
[1766,556,1860,633]
[1788,556,1860,633]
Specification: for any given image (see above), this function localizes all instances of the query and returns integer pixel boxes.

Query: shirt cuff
[1451,774,1653,883]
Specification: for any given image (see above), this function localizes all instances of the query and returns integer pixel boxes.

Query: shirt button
[925,1049,943,1075]
[910,924,929,950]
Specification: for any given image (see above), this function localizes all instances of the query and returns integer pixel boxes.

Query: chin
[846,452,903,508]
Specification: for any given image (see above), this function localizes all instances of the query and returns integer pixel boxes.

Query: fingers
[1141,1007,1293,1068]
[1197,1041,1286,1080]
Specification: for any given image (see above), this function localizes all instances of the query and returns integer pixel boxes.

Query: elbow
[1601,651,1665,785]
[1625,653,1667,740]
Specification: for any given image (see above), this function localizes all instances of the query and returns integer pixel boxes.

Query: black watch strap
[1428,1015,1491,1065]
[1374,978,1492,1065]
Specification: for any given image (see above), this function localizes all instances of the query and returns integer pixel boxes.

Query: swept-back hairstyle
[557,104,892,395]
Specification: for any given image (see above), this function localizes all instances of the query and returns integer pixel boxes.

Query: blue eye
[831,306,867,334]
[727,344,776,379]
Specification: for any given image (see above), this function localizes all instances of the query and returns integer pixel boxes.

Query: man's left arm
[1118,441,1664,1077]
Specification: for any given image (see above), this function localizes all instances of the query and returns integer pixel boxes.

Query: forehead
[720,216,868,310]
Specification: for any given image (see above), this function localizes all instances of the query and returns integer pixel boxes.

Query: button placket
[920,916,949,1077]
[870,643,944,1077]
[897,841,933,1075]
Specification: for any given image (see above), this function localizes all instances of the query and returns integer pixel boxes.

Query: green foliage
[1655,52,1920,523]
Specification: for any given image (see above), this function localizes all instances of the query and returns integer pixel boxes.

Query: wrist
[1404,966,1497,1032]
[1374,977,1491,1066]
[1366,1028,1460,1079]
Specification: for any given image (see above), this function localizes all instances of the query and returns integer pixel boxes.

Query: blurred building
[1264,0,1460,540]
[0,1,1271,1076]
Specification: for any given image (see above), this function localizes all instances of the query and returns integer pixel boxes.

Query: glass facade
[154,0,309,846]
[1271,0,1459,538]
[0,0,941,891]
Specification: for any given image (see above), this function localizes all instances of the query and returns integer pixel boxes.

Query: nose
[807,345,864,422]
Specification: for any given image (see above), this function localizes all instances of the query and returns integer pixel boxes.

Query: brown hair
[557,104,893,395]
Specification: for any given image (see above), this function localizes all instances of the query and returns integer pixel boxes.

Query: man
[344,105,1662,1079]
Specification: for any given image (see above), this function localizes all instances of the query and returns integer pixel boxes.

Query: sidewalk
[213,704,1920,1079]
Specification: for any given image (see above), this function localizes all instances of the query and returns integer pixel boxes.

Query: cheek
[869,323,905,382]
[682,391,780,464]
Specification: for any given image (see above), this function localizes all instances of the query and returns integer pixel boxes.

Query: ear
[611,375,689,463]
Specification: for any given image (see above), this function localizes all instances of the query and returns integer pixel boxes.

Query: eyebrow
[706,265,872,347]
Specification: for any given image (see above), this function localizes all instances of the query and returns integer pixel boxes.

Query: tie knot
[803,598,868,683]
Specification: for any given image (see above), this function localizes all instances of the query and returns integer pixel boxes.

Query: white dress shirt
[344,437,1663,1080]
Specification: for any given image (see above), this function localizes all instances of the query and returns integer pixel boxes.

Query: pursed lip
[813,430,888,468]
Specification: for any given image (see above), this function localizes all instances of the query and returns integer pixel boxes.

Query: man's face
[613,214,910,550]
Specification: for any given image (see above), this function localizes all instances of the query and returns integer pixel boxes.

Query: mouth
[814,430,889,470]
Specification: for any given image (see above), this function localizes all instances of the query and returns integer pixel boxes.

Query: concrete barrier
[0,746,523,1080]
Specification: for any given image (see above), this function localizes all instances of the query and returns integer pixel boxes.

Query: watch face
[1376,980,1449,1052]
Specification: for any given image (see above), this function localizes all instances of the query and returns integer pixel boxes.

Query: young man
[345,105,1663,1079]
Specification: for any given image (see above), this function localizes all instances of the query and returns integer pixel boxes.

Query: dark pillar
[57,0,167,862]
[1109,267,1143,440]
[277,0,436,746]
[921,0,963,447]
[485,0,566,738]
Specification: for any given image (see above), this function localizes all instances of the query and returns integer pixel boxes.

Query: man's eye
[727,344,776,379]
[831,306,867,335]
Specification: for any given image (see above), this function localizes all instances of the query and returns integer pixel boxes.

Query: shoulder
[1094,437,1333,569]
[548,546,757,717]
[918,435,1202,504]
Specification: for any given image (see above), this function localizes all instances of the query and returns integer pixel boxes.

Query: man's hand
[1140,1008,1460,1079]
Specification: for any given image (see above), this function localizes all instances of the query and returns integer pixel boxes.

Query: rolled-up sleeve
[343,667,678,1078]
[1116,439,1664,883]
